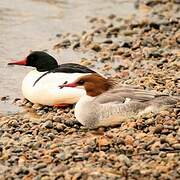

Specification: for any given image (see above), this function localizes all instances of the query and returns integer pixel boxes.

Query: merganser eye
[77,80,85,85]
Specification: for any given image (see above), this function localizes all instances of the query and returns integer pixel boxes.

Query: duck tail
[150,95,180,107]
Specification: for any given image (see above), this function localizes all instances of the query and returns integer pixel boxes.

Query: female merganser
[60,73,180,128]
[8,51,97,106]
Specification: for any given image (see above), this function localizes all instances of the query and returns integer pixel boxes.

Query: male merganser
[8,51,97,106]
[60,73,180,128]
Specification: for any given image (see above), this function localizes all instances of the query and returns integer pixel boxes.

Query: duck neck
[36,63,58,72]
[85,78,112,97]
[75,95,96,111]
[79,95,95,104]
[75,94,97,128]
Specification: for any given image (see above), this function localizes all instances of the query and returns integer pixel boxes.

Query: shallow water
[0,0,136,113]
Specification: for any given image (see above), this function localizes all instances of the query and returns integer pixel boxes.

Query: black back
[52,63,96,73]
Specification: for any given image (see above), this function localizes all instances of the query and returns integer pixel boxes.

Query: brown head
[60,73,112,97]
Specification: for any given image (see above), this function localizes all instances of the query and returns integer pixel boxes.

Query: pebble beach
[0,0,180,179]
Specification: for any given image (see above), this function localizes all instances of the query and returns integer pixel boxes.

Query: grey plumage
[75,85,179,129]
[62,73,180,129]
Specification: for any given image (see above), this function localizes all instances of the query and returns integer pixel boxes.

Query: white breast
[75,95,98,127]
[22,70,88,105]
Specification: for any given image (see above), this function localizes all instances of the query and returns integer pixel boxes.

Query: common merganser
[60,73,180,128]
[8,51,97,106]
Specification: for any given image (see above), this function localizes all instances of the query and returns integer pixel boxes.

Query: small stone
[149,22,160,29]
[32,104,43,110]
[174,0,180,4]
[14,99,23,106]
[108,27,120,34]
[160,144,174,151]
[43,120,53,128]
[53,39,71,49]
[125,135,134,145]
[48,133,55,139]
[0,164,9,174]
[9,119,18,127]
[80,58,92,66]
[161,174,174,180]
[145,0,160,6]
[15,167,29,175]
[1,96,10,101]
[120,41,132,48]
[31,142,41,150]
[159,152,167,158]
[172,143,180,150]
[123,30,136,36]
[153,124,163,134]
[55,123,66,131]
[34,163,47,170]
[109,43,119,51]
[64,119,80,127]
[97,137,111,147]
[146,118,154,125]
[90,43,101,52]
[41,176,51,180]
[26,102,33,108]
[149,51,162,58]
[56,33,62,37]
[153,171,161,178]
[80,33,93,47]
[108,14,116,19]
[159,110,170,116]
[61,39,71,47]
[174,108,180,115]
[73,155,87,161]
[73,42,80,50]
[37,110,46,116]
[118,154,131,166]
[103,39,113,44]
[57,152,72,161]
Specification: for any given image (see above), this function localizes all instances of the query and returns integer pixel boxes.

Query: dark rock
[55,123,66,131]
[149,51,162,58]
[73,42,80,50]
[153,125,163,134]
[34,163,47,170]
[103,39,113,44]
[145,0,162,7]
[108,14,116,19]
[15,167,29,175]
[120,41,132,48]
[1,96,10,101]
[43,120,53,129]
[149,22,160,29]
[172,144,180,150]
[64,119,81,127]
[90,44,101,52]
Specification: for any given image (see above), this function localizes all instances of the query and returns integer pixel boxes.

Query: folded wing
[94,85,168,104]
